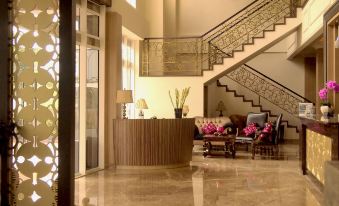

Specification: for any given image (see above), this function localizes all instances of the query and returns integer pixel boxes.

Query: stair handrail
[141,0,308,76]
[243,64,313,103]
[224,65,314,115]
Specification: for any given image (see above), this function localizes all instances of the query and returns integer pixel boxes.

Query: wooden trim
[58,0,76,205]
[323,1,339,82]
[0,1,9,122]
[0,1,10,205]
[90,0,111,7]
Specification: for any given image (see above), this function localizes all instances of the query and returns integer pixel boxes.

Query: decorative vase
[174,108,183,118]
[320,105,334,116]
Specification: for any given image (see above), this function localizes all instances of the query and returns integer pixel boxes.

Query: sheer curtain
[122,36,136,118]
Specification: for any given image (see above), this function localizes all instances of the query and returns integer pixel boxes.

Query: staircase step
[217,81,300,134]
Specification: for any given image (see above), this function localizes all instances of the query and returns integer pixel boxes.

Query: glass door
[75,0,105,177]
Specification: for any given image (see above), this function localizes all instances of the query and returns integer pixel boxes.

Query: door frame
[0,0,10,205]
[59,0,76,205]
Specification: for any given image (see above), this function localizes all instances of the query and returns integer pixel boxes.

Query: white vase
[320,105,333,116]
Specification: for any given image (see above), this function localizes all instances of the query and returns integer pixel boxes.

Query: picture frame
[298,103,314,117]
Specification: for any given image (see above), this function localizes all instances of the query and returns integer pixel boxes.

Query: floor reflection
[75,144,322,206]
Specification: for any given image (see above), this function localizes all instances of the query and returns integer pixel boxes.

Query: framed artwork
[299,103,314,117]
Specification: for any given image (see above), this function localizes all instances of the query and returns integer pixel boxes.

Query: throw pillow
[202,123,217,134]
[257,122,273,143]
[243,122,257,137]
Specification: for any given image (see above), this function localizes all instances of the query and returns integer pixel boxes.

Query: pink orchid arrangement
[319,80,339,104]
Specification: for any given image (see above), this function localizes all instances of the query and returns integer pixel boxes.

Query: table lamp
[136,98,148,119]
[116,89,133,119]
[216,101,226,117]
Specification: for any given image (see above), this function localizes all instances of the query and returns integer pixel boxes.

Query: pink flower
[327,81,337,89]
[319,88,328,100]
[335,84,339,93]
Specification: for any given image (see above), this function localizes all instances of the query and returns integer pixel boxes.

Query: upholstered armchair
[252,114,282,159]
[234,112,268,150]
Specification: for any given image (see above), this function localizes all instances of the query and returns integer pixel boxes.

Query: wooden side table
[203,134,236,158]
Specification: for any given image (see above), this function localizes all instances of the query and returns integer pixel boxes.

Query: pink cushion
[202,123,217,134]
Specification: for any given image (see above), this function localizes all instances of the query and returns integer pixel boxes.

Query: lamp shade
[182,105,189,114]
[136,98,148,109]
[116,90,133,103]
[216,101,226,111]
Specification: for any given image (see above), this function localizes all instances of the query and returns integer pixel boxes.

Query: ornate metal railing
[206,0,297,65]
[141,0,306,76]
[141,37,205,76]
[225,64,312,115]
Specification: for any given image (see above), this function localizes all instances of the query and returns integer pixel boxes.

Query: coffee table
[203,134,236,158]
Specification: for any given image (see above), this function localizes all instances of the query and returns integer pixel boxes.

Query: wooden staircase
[216,80,299,133]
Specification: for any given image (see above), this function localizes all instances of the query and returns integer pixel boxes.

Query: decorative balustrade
[207,0,297,56]
[225,65,312,115]
[141,0,306,76]
[141,37,206,76]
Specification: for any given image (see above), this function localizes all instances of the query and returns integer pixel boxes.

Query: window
[126,0,136,8]
[122,36,136,118]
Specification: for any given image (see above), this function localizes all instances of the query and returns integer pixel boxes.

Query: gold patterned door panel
[10,0,59,205]
[306,129,332,184]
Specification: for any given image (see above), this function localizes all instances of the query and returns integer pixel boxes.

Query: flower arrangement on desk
[169,87,190,118]
[318,80,339,116]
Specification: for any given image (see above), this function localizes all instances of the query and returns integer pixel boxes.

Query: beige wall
[135,75,205,119]
[247,54,305,95]
[144,0,164,37]
[177,0,253,36]
[110,0,254,38]
[287,0,336,58]
[109,0,149,38]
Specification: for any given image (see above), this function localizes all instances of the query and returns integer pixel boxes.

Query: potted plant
[169,87,190,118]
[319,80,339,116]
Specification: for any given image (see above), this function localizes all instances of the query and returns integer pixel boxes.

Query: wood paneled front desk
[299,116,339,185]
[113,118,195,169]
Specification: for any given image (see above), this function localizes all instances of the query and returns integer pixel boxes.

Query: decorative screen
[11,0,59,205]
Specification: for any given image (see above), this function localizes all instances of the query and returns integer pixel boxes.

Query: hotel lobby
[0,0,338,206]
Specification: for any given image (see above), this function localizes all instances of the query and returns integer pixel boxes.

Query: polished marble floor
[75,144,323,206]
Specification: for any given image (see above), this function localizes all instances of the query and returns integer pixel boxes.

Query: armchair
[234,112,268,150]
[251,114,282,159]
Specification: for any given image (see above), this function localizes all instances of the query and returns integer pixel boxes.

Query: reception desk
[299,116,339,185]
[113,118,195,169]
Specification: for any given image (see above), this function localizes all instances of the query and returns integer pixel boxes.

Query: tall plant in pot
[319,80,339,116]
[169,87,190,118]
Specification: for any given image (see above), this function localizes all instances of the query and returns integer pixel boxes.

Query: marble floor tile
[75,144,323,206]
